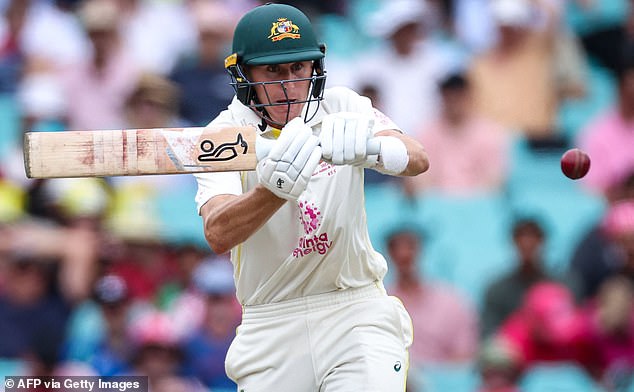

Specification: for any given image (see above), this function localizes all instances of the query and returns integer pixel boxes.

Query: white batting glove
[257,118,322,201]
[320,112,374,165]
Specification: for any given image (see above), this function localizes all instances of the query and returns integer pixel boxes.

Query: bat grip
[366,138,381,156]
[256,136,381,162]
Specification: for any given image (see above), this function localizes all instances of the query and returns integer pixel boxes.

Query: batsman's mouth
[274,98,298,105]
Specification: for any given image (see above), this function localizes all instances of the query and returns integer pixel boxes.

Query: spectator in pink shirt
[579,49,634,199]
[386,227,479,366]
[496,282,597,373]
[406,71,510,197]
[59,0,141,131]
[579,276,634,388]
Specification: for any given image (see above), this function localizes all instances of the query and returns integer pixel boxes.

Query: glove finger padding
[256,119,322,201]
[320,115,334,161]
[268,117,309,161]
[258,146,321,200]
[258,157,297,200]
[286,134,320,181]
[320,112,374,165]
[278,127,311,170]
[331,117,345,165]
[354,116,371,161]
[291,146,322,198]
[257,156,276,180]
[343,117,357,163]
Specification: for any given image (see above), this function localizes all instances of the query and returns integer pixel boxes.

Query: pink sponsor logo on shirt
[293,200,332,257]
[298,200,321,234]
[293,233,332,257]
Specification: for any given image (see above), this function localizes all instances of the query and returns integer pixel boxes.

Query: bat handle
[366,138,381,156]
[256,136,381,162]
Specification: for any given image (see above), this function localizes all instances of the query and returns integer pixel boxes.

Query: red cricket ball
[560,148,591,180]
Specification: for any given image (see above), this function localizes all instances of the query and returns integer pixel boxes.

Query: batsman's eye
[291,62,304,72]
[266,65,280,73]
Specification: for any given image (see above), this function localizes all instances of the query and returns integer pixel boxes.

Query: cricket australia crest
[268,18,300,41]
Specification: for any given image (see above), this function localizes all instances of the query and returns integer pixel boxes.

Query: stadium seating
[365,132,607,309]
[505,137,606,276]
[519,363,603,392]
[411,363,481,392]
[365,183,515,308]
[0,94,20,156]
[414,192,515,308]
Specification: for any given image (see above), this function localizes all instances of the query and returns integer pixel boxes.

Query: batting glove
[257,118,322,201]
[320,112,374,165]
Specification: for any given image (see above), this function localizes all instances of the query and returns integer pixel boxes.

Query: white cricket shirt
[195,86,399,306]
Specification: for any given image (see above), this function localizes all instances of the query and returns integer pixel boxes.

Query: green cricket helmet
[225,3,327,126]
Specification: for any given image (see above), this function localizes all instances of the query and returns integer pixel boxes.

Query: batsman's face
[249,61,313,125]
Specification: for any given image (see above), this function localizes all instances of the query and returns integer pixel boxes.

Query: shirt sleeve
[193,108,244,214]
[194,171,243,214]
[369,107,401,135]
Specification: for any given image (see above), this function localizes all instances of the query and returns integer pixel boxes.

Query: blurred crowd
[0,0,633,391]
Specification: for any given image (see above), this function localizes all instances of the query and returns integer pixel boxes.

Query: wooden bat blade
[24,126,262,178]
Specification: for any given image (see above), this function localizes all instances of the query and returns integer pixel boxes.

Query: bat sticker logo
[197,133,248,162]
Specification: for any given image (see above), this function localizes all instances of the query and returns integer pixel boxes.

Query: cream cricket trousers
[225,282,413,392]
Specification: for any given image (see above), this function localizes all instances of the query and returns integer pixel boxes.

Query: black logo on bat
[197,133,248,162]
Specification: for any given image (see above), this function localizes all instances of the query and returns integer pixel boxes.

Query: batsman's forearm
[202,186,286,254]
[399,136,429,176]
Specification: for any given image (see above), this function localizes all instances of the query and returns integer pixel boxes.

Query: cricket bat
[24,126,381,179]
[24,126,270,178]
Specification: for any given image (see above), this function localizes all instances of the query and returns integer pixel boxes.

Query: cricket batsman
[195,3,429,391]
